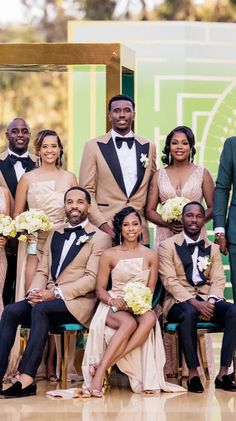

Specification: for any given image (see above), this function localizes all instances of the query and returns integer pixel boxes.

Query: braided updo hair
[161,125,196,166]
[112,206,142,245]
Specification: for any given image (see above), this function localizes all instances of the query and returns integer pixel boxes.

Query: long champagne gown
[0,187,7,317]
[154,166,214,378]
[82,258,186,393]
[8,170,77,377]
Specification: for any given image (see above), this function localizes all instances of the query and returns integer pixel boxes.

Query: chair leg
[60,331,70,389]
[176,332,182,384]
[198,334,209,380]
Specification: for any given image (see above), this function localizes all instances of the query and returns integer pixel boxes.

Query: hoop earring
[168,153,172,165]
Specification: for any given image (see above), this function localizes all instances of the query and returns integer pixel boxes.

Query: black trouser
[0,299,78,380]
[167,300,236,369]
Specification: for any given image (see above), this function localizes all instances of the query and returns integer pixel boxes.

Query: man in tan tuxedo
[79,94,156,245]
[0,187,111,398]
[0,118,37,305]
[159,201,236,393]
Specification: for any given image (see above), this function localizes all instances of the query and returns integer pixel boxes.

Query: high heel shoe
[90,388,103,398]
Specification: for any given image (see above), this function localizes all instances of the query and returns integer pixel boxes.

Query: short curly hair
[112,206,141,245]
[161,126,196,166]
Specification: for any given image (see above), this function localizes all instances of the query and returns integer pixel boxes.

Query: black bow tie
[187,239,205,255]
[9,154,30,169]
[115,136,135,150]
[64,226,84,240]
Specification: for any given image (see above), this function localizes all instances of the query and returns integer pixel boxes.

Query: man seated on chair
[159,201,236,393]
[0,186,111,398]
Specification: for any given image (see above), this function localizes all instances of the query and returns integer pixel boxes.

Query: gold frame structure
[0,43,135,130]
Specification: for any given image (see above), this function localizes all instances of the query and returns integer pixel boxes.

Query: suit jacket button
[55,283,58,286]
[127,199,130,203]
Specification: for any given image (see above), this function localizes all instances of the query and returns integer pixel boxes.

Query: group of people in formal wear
[0,94,235,399]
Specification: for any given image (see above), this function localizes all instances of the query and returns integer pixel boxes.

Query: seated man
[0,186,111,398]
[159,201,236,393]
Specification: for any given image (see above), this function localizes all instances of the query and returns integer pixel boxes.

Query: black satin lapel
[97,138,127,196]
[129,141,149,198]
[0,157,18,198]
[59,241,84,276]
[175,241,195,286]
[197,244,211,282]
[26,158,36,172]
[51,232,65,281]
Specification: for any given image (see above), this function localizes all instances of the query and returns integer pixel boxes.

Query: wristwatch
[54,288,62,300]
[208,298,216,304]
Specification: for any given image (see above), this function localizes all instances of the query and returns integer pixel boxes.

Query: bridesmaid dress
[0,187,7,317]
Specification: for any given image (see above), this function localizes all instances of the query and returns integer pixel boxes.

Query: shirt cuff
[214,227,225,235]
[25,288,39,298]
[54,287,64,300]
[208,295,224,302]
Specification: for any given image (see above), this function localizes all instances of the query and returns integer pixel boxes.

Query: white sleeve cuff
[214,227,225,234]
[54,287,65,300]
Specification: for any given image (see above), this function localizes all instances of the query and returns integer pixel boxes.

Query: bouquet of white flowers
[159,196,190,223]
[14,209,53,254]
[0,214,17,239]
[123,281,153,315]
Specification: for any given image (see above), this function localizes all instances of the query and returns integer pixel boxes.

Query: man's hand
[215,234,228,255]
[188,298,215,321]
[27,289,55,304]
[99,223,115,239]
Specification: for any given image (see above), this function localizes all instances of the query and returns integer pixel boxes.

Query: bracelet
[107,297,113,306]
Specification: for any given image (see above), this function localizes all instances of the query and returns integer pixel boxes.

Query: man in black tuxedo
[79,94,156,246]
[0,118,36,304]
[0,186,111,398]
[159,201,236,393]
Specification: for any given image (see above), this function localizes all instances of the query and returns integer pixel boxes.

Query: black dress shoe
[215,375,236,392]
[187,376,204,393]
[0,381,37,398]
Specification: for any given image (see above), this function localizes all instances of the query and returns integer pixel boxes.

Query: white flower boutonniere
[76,234,90,246]
[197,256,211,272]
[140,153,149,168]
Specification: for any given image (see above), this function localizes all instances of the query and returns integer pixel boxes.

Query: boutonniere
[140,153,149,168]
[197,256,211,272]
[76,234,91,246]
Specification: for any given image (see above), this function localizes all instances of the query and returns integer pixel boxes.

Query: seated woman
[82,206,185,396]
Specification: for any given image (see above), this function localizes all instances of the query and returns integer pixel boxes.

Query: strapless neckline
[111,257,144,273]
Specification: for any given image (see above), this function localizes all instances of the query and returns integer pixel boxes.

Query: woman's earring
[189,151,193,162]
[119,233,122,244]
[168,153,172,165]
[37,156,42,167]
[138,233,143,243]
[57,155,61,167]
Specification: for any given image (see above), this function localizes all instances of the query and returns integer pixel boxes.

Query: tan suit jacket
[79,131,156,244]
[158,232,226,319]
[0,149,37,215]
[29,222,112,327]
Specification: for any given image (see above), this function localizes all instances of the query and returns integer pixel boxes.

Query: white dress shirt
[111,129,137,197]
[8,148,29,181]
[55,218,89,280]
[184,233,203,285]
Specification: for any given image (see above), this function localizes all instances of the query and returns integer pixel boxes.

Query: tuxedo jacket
[29,222,112,327]
[79,131,156,244]
[214,136,236,245]
[0,149,37,214]
[158,232,226,318]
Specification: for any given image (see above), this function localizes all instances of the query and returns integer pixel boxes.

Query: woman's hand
[0,236,7,248]
[27,233,38,243]
[110,297,129,312]
[167,220,183,234]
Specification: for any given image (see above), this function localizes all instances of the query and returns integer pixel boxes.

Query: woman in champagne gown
[82,207,186,396]
[0,186,10,317]
[8,129,78,379]
[145,126,215,378]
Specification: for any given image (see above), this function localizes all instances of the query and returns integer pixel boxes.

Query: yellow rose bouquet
[159,196,190,223]
[14,209,53,255]
[123,281,153,315]
[0,214,17,247]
